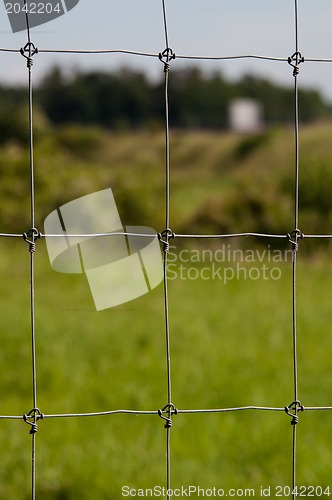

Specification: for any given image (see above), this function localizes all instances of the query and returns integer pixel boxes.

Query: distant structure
[228,98,264,133]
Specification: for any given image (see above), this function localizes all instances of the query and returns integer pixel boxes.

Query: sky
[1,0,332,101]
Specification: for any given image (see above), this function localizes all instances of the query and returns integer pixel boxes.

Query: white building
[229,98,264,133]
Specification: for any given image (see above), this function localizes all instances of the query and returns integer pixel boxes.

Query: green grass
[0,238,332,498]
[1,124,332,497]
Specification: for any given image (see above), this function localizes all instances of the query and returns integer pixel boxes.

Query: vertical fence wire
[25,15,37,500]
[160,2,173,498]
[291,1,300,496]
[21,3,41,499]
[161,0,172,405]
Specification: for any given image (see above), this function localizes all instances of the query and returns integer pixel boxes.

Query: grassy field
[0,124,332,497]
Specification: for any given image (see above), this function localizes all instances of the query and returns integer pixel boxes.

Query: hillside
[1,119,332,498]
[1,120,332,250]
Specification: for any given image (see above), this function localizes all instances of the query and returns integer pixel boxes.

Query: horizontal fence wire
[3,403,332,421]
[1,0,332,498]
[3,231,332,239]
[1,46,332,64]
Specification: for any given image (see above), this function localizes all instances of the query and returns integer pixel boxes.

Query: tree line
[0,65,331,138]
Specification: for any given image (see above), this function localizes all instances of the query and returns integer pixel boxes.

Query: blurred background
[1,1,332,498]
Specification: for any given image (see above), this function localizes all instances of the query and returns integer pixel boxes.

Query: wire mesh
[1,1,332,499]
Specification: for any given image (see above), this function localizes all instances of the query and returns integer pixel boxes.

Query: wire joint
[158,228,175,253]
[287,229,303,252]
[158,403,178,428]
[20,42,38,69]
[288,51,304,76]
[23,228,41,253]
[285,400,304,425]
[159,48,175,73]
[23,408,44,434]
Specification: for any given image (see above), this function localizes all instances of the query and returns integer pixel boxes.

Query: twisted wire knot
[287,229,303,252]
[158,228,175,253]
[285,400,304,425]
[20,42,38,68]
[159,48,175,73]
[23,408,44,434]
[158,403,178,429]
[23,228,41,253]
[288,51,304,77]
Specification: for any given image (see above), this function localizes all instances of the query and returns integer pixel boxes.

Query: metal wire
[1,46,332,65]
[174,232,288,239]
[4,231,332,241]
[2,0,332,498]
[4,404,332,421]
[20,3,38,499]
[176,53,288,62]
[290,2,300,497]
[160,2,173,498]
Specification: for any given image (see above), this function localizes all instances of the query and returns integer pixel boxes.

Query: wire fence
[1,0,332,498]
